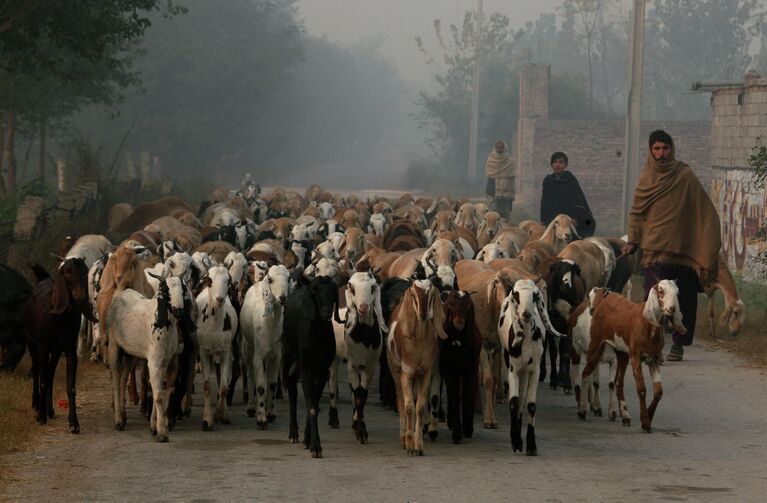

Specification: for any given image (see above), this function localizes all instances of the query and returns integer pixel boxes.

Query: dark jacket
[540,171,596,237]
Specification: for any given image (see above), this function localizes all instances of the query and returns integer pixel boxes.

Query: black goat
[0,263,32,371]
[282,274,340,458]
[23,258,96,433]
[540,260,585,393]
[439,290,481,444]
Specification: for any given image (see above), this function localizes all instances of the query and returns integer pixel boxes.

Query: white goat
[105,274,185,442]
[368,213,389,237]
[498,279,562,455]
[476,242,508,263]
[239,264,292,428]
[568,290,617,421]
[65,234,114,268]
[196,266,239,431]
[328,272,388,441]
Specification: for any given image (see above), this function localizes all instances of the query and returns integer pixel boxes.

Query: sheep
[239,264,292,428]
[196,266,238,431]
[105,274,186,442]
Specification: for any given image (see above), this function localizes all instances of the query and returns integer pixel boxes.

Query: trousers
[643,262,700,347]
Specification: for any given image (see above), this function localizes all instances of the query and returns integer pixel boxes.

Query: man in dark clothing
[540,152,596,237]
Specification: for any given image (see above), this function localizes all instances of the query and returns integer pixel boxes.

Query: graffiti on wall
[710,173,767,274]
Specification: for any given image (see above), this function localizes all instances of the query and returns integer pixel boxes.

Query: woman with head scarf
[484,140,515,218]
[540,151,596,238]
[622,130,722,361]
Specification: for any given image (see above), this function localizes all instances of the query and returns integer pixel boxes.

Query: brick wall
[518,119,711,235]
[708,74,767,280]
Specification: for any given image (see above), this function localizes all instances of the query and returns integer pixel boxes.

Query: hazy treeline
[0,0,410,191]
[413,0,766,189]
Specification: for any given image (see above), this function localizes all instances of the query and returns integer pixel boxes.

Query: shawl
[627,148,721,282]
[484,143,514,179]
[540,171,595,237]
[485,143,515,200]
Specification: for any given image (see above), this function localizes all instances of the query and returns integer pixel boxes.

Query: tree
[643,0,764,120]
[0,1,183,193]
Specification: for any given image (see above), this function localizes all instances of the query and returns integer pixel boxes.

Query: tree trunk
[38,117,46,182]
[0,111,6,196]
[587,32,594,115]
[7,110,16,193]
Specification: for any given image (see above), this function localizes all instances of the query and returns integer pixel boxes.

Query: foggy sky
[298,0,575,86]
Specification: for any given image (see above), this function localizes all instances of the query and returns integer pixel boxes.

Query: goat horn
[50,253,66,261]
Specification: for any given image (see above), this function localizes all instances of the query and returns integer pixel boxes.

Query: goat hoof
[511,437,523,452]
[267,414,276,424]
[642,424,652,433]
[577,411,587,420]
[563,386,573,395]
[452,437,462,445]
[311,450,322,459]
[592,408,603,417]
[36,416,47,426]
[609,411,617,421]
[202,421,211,431]
[463,428,473,439]
[246,408,255,418]
[156,433,169,443]
[289,434,299,444]
[257,421,267,430]
[328,408,340,429]
[115,423,124,431]
[526,446,538,456]
[414,449,423,456]
[549,383,558,391]
[151,427,157,436]
[483,422,497,429]
[69,422,80,434]
[622,418,631,427]
[428,430,438,442]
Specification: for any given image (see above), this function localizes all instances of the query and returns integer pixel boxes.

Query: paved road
[3,335,766,502]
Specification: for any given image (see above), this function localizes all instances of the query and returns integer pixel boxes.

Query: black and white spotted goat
[498,279,563,455]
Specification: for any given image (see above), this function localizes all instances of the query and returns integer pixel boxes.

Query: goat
[703,255,745,338]
[65,235,114,268]
[568,290,617,421]
[439,291,481,444]
[23,258,96,433]
[583,280,686,432]
[476,211,502,247]
[387,279,448,455]
[239,264,292,428]
[196,266,238,431]
[283,274,340,457]
[105,274,186,441]
[476,243,509,263]
[538,214,579,253]
[338,272,388,443]
[498,279,562,455]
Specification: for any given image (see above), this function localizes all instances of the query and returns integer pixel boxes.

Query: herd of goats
[4,176,746,458]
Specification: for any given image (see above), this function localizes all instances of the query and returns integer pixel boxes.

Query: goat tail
[581,342,606,379]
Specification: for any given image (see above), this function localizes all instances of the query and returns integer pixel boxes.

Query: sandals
[666,344,684,362]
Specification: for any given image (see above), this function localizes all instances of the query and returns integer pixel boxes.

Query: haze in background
[299,0,567,87]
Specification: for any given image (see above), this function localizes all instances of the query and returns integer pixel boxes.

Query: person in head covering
[539,151,596,237]
[622,130,722,361]
[484,140,515,218]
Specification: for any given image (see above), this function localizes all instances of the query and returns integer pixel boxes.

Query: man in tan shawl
[485,140,515,218]
[622,130,722,361]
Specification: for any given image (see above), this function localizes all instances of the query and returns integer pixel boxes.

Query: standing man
[540,151,596,237]
[484,140,515,218]
[622,130,722,361]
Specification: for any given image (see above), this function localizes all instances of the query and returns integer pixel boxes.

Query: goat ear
[476,248,486,261]
[374,287,389,333]
[643,287,662,326]
[50,268,70,315]
[570,223,581,240]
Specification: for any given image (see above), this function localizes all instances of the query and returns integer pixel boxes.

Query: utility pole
[467,0,483,182]
[621,0,646,230]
